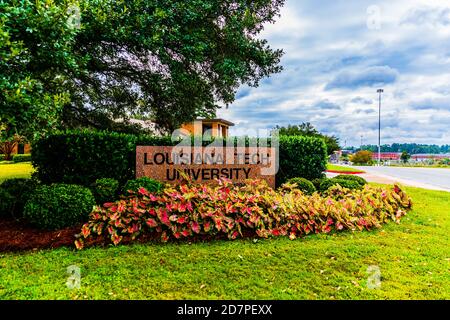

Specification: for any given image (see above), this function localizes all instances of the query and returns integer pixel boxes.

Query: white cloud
[217,0,450,146]
[325,66,399,90]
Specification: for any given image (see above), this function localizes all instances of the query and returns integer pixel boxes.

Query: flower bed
[75,179,413,249]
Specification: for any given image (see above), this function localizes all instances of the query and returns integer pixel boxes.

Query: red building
[370,152,450,162]
[371,152,401,161]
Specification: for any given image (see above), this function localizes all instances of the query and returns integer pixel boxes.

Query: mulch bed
[0,218,81,252]
[0,218,257,253]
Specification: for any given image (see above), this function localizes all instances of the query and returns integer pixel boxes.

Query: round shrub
[123,177,164,194]
[334,174,367,187]
[320,178,362,192]
[0,188,15,217]
[287,177,316,195]
[311,177,326,190]
[92,178,119,205]
[319,178,334,192]
[23,184,95,230]
[0,178,39,218]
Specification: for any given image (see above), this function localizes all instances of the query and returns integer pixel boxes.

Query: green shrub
[12,154,32,163]
[319,178,363,192]
[23,184,95,230]
[277,135,327,184]
[32,130,328,187]
[31,130,174,187]
[333,179,361,190]
[92,178,119,205]
[0,188,15,216]
[0,154,5,161]
[350,150,373,165]
[334,174,367,187]
[123,177,164,194]
[311,177,326,190]
[318,178,333,192]
[286,177,316,195]
[0,178,39,218]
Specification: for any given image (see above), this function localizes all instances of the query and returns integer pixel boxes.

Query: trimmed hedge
[12,154,32,163]
[31,130,173,186]
[23,184,95,230]
[32,130,327,187]
[277,135,327,183]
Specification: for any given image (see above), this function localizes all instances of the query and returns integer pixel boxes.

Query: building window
[203,124,212,138]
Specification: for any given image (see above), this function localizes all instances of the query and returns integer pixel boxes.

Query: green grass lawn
[0,185,448,300]
[0,162,34,183]
[327,163,365,173]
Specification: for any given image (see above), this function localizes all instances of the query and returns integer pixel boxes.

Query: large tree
[1,0,285,139]
[0,0,79,141]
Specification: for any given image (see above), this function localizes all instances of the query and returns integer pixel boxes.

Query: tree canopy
[350,150,373,165]
[0,0,79,141]
[400,151,411,163]
[361,143,450,154]
[1,0,285,140]
[274,123,340,155]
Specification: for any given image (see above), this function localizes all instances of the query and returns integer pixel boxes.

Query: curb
[326,170,365,175]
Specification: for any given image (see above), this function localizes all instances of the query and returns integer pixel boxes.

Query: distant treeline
[357,144,450,154]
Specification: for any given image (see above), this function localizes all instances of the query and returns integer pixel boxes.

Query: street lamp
[377,89,384,166]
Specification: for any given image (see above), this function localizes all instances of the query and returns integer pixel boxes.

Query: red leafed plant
[74,179,412,249]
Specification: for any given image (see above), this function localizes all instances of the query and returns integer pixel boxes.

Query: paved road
[351,166,450,192]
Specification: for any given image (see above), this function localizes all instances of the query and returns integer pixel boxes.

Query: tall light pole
[377,89,384,166]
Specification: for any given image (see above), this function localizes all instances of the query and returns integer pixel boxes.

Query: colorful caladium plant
[74,179,412,249]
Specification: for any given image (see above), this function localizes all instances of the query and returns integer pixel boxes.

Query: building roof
[411,153,450,158]
[196,118,235,127]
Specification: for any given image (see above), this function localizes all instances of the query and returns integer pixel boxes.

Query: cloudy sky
[217,0,450,147]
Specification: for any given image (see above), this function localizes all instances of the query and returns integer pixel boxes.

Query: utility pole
[360,135,363,150]
[377,89,384,166]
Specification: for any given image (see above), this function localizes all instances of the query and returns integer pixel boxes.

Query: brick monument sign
[136,146,276,188]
